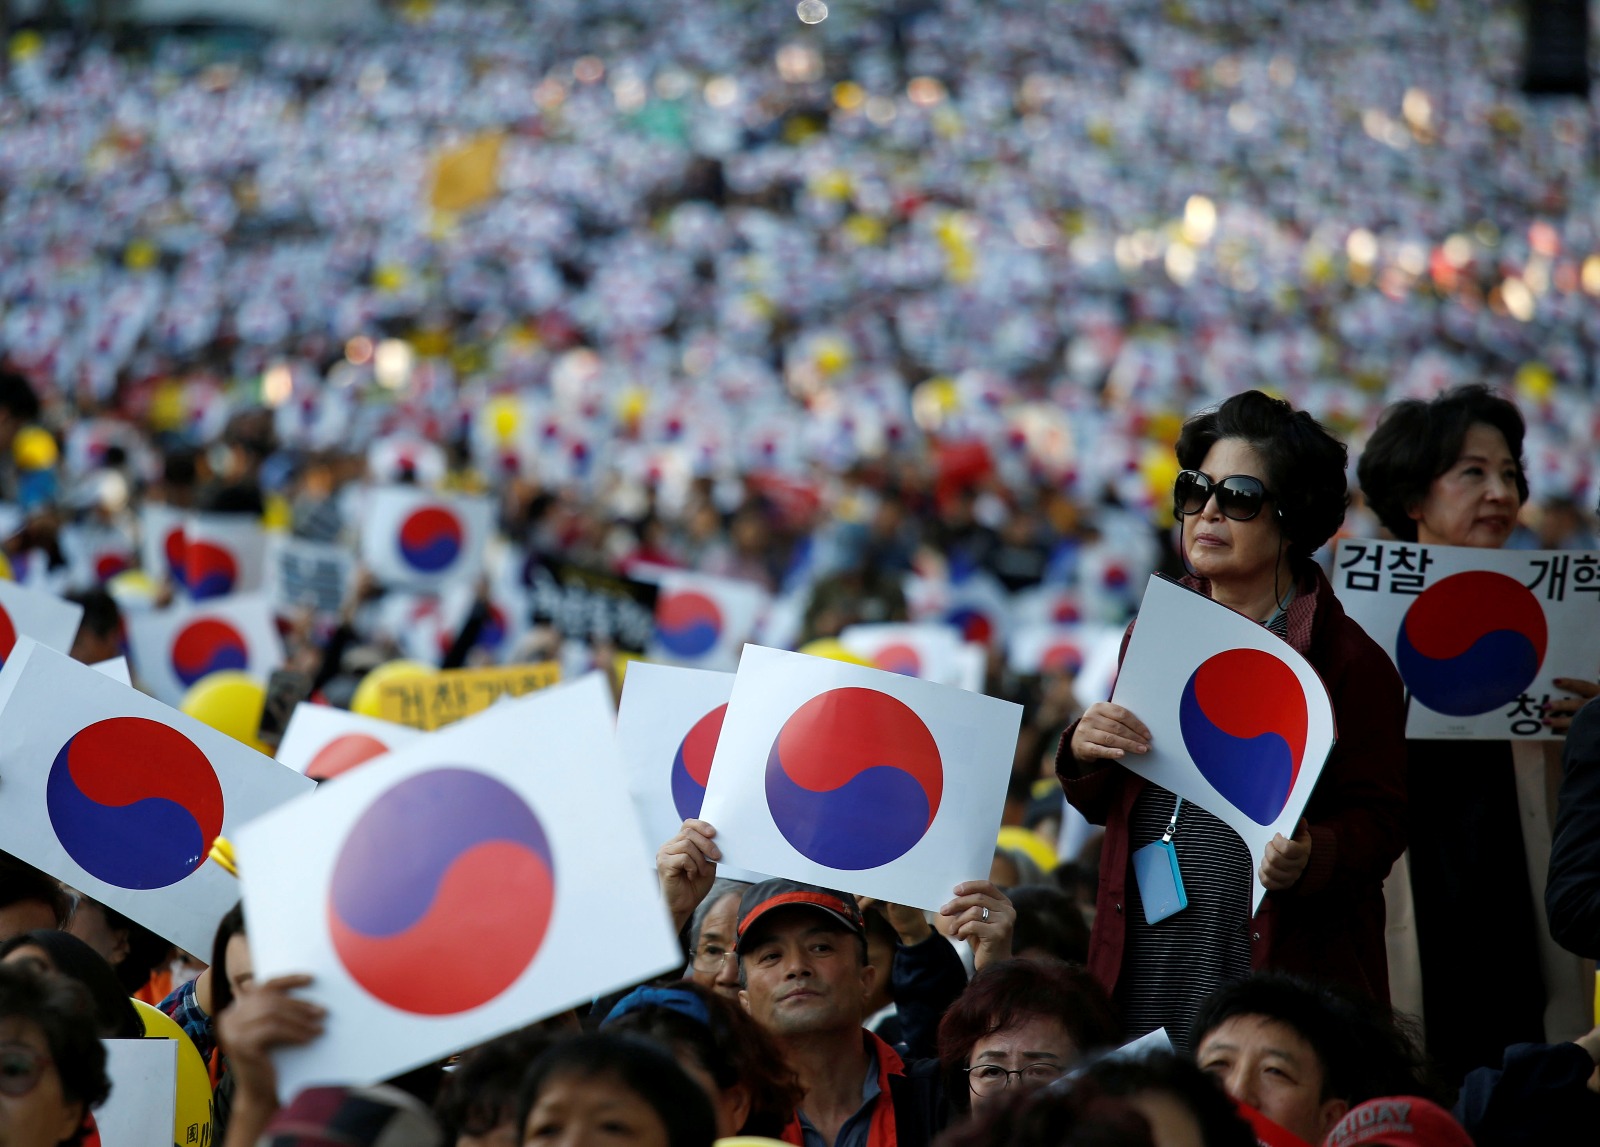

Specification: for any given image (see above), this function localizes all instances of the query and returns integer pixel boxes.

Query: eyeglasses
[0,1045,51,1098]
[691,943,735,972]
[1174,469,1273,522]
[962,1062,1065,1096]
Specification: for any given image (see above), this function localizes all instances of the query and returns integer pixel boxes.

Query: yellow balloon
[798,638,872,667]
[997,825,1058,873]
[488,398,521,442]
[351,659,437,718]
[12,426,57,470]
[0,552,12,582]
[180,671,268,753]
[107,569,158,604]
[132,1000,213,1147]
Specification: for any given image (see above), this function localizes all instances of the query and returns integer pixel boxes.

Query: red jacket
[1057,566,1407,1004]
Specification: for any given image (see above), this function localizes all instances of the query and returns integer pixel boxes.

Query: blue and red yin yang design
[164,527,187,586]
[306,734,393,782]
[1179,649,1309,827]
[46,717,225,889]
[1039,641,1084,676]
[671,704,728,821]
[1395,571,1547,717]
[872,643,923,677]
[944,606,993,645]
[171,618,250,688]
[328,768,555,1014]
[655,591,723,658]
[184,541,239,600]
[0,604,16,669]
[765,688,943,870]
[397,506,465,574]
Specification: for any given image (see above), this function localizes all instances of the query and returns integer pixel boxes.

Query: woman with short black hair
[1059,391,1407,1047]
[0,962,110,1147]
[516,1034,717,1147]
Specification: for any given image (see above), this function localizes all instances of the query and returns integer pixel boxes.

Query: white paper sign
[276,704,422,780]
[1110,576,1337,914]
[96,1039,177,1147]
[267,536,356,619]
[839,623,968,684]
[0,640,314,953]
[125,594,286,706]
[140,503,187,585]
[360,486,493,591]
[0,580,85,668]
[647,571,771,672]
[91,657,132,686]
[1332,540,1600,739]
[183,514,267,601]
[699,645,1023,912]
[615,663,739,853]
[237,673,681,1097]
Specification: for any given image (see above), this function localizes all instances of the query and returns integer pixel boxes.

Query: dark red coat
[1057,566,1407,1004]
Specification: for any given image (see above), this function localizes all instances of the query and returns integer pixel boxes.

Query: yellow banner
[377,662,562,731]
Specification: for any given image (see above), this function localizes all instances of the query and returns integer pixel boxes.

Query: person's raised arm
[217,974,326,1147]
[656,819,722,933]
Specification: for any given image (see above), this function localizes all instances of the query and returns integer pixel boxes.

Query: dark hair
[0,962,111,1146]
[95,904,172,995]
[602,980,803,1137]
[934,1082,1155,1147]
[1190,974,1436,1107]
[0,854,69,927]
[65,590,123,641]
[1175,390,1350,570]
[1079,1052,1257,1147]
[938,959,1120,1112]
[1008,884,1091,965]
[0,369,41,423]
[516,1034,717,1147]
[688,880,748,951]
[209,902,248,1015]
[434,1026,554,1141]
[1356,384,1529,541]
[0,930,142,1038]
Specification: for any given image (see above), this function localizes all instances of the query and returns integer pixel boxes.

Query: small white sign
[647,570,770,672]
[96,1039,178,1147]
[125,594,285,706]
[276,704,422,780]
[183,514,267,601]
[0,580,85,669]
[360,486,494,591]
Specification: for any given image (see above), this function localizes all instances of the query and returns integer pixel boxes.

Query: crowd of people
[3,0,1600,1145]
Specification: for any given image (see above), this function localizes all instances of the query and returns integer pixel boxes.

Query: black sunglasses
[1174,469,1273,522]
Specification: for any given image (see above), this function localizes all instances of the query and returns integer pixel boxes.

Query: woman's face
[1409,422,1522,549]
[0,1017,83,1147]
[224,933,254,1000]
[1180,439,1286,593]
[966,1014,1079,1119]
[522,1073,670,1147]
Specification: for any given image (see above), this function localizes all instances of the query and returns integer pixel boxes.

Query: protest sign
[524,557,659,652]
[184,514,267,601]
[360,486,493,590]
[96,1040,177,1147]
[140,503,187,585]
[59,523,135,589]
[1007,623,1126,704]
[237,673,681,1097]
[1332,540,1600,739]
[0,640,313,953]
[376,661,562,730]
[268,535,355,619]
[90,656,132,686]
[125,594,285,707]
[439,581,529,665]
[1110,576,1337,914]
[0,579,84,669]
[276,704,422,780]
[699,645,1022,912]
[839,623,966,682]
[646,570,769,671]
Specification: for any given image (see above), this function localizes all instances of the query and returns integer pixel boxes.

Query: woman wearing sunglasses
[0,962,110,1147]
[1358,385,1597,1086]
[1057,391,1407,1048]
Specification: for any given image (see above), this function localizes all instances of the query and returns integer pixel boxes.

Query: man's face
[738,907,873,1039]
[1196,1015,1348,1144]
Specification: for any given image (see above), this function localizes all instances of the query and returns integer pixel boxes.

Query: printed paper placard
[376,662,563,731]
[647,571,770,672]
[184,514,267,601]
[268,536,355,619]
[439,581,530,666]
[140,503,187,585]
[276,704,423,780]
[0,640,313,953]
[96,1040,177,1147]
[125,594,286,706]
[360,486,493,590]
[60,524,136,589]
[1110,576,1337,914]
[0,580,84,669]
[699,645,1023,912]
[1332,540,1600,739]
[91,657,132,686]
[839,623,966,682]
[236,674,681,1097]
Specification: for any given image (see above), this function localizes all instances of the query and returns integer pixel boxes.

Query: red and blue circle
[765,688,943,870]
[306,734,392,782]
[945,606,993,645]
[671,704,728,821]
[171,618,250,687]
[163,527,187,586]
[397,507,464,574]
[94,552,132,583]
[1396,571,1547,717]
[184,541,238,600]
[46,717,224,889]
[1180,648,1308,826]
[872,643,923,677]
[1039,641,1084,675]
[655,591,723,659]
[0,605,15,669]
[328,768,554,1014]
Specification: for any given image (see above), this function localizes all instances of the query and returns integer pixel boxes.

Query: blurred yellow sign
[430,132,504,213]
[378,661,561,730]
